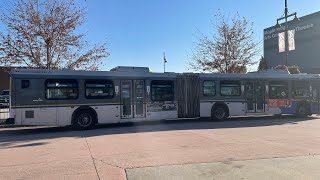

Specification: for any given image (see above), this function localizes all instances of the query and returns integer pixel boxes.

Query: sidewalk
[126,155,320,180]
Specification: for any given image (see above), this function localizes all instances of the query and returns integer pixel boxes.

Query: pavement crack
[96,159,125,169]
[84,137,101,180]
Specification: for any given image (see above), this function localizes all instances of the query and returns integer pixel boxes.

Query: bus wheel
[296,105,309,117]
[212,105,228,121]
[73,110,95,130]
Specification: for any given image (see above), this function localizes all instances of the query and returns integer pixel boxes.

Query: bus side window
[46,80,78,100]
[203,81,216,96]
[85,80,114,99]
[293,81,310,98]
[220,80,241,96]
[21,80,30,89]
[269,81,288,99]
[151,80,174,101]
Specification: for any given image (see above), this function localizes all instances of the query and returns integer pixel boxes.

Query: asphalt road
[0,116,320,180]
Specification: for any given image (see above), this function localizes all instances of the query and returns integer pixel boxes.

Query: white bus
[8,67,320,129]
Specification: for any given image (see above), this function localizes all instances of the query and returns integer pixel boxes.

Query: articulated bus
[8,66,320,129]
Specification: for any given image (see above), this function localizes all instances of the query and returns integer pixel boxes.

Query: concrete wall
[264,11,320,73]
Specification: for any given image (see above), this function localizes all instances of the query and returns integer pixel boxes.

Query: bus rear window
[269,81,288,99]
[85,80,114,99]
[46,80,78,100]
[21,80,30,89]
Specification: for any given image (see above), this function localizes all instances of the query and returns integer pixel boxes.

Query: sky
[2,0,320,72]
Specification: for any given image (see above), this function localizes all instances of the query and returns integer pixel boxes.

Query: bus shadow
[0,115,318,149]
[92,115,317,134]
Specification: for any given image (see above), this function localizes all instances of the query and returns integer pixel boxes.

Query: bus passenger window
[203,81,216,96]
[85,80,114,99]
[21,80,30,89]
[46,80,78,100]
[269,81,288,99]
[151,80,174,101]
[293,82,310,98]
[220,81,241,96]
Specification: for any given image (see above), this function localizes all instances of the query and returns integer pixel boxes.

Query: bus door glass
[134,80,145,118]
[121,80,133,118]
[120,80,145,119]
[312,84,320,113]
[246,81,255,113]
[246,81,265,113]
[255,81,265,112]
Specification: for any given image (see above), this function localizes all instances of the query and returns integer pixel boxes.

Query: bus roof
[11,67,177,79]
[199,72,320,80]
[10,67,320,80]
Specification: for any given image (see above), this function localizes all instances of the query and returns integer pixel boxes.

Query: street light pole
[277,0,298,67]
[163,52,167,73]
[285,0,289,66]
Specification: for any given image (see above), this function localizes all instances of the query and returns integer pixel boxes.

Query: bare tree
[190,12,259,73]
[0,0,109,70]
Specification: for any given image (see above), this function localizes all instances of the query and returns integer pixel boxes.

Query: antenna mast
[163,52,167,73]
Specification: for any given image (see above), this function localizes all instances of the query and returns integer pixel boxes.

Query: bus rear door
[246,81,266,113]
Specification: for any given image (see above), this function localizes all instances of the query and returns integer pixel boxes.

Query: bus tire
[73,110,96,130]
[211,104,229,121]
[296,104,310,117]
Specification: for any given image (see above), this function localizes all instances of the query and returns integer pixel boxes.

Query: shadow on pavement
[0,115,318,149]
[0,142,49,149]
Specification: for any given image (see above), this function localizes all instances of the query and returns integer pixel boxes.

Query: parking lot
[0,116,320,180]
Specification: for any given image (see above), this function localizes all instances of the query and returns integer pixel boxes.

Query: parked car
[0,90,9,107]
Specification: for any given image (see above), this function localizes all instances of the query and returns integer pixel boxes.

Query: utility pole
[163,52,167,73]
[277,0,298,66]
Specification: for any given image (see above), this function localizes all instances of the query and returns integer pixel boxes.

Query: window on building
[220,80,241,96]
[269,81,288,99]
[293,81,310,98]
[46,80,78,100]
[85,80,114,99]
[151,80,174,101]
[203,81,216,96]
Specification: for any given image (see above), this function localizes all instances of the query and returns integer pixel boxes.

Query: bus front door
[120,80,145,119]
[246,81,266,113]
